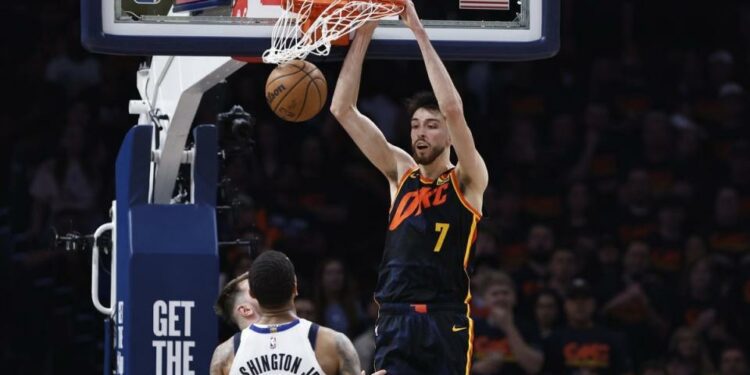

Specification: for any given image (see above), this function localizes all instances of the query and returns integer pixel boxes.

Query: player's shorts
[374,303,473,375]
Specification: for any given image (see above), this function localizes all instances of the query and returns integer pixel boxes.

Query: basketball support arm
[128,56,246,204]
[90,52,240,371]
[88,56,246,371]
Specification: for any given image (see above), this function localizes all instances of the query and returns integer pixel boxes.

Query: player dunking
[330,1,489,373]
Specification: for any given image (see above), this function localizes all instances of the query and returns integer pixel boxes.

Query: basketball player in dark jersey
[330,2,489,373]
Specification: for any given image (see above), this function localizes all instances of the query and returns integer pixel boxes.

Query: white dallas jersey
[230,318,326,375]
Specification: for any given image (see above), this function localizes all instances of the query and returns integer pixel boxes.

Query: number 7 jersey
[374,167,481,305]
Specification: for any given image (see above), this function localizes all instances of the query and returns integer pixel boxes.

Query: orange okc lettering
[433,184,448,205]
[389,184,449,230]
[563,342,611,368]
[473,337,516,362]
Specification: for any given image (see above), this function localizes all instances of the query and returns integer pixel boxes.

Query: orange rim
[283,0,405,13]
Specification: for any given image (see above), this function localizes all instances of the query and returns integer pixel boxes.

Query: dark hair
[406,91,439,118]
[214,272,250,325]
[533,288,564,327]
[249,250,296,309]
[535,288,563,307]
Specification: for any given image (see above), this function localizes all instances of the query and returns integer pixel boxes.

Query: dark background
[2,0,750,374]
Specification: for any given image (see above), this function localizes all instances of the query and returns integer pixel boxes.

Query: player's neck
[255,306,298,325]
[238,319,253,330]
[419,159,453,180]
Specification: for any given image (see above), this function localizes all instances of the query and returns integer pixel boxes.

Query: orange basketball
[265,60,327,122]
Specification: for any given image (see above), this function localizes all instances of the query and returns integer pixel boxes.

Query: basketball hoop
[262,0,404,65]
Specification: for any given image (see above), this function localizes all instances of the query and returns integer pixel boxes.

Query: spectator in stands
[719,346,748,375]
[568,103,618,195]
[617,168,657,244]
[472,271,543,375]
[544,278,634,375]
[514,224,555,313]
[476,228,501,261]
[666,326,715,374]
[707,187,750,264]
[559,182,598,248]
[546,248,578,297]
[602,241,669,365]
[638,112,678,197]
[675,257,722,331]
[28,119,103,241]
[314,258,365,337]
[647,199,687,285]
[533,289,563,340]
[589,236,622,298]
[295,296,317,322]
[487,188,527,269]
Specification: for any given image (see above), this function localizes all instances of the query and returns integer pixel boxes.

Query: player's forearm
[505,325,544,374]
[412,28,463,118]
[330,27,375,116]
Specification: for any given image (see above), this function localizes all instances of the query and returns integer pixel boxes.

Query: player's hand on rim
[358,20,379,35]
[399,0,423,31]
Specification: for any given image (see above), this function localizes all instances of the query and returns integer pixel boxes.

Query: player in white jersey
[230,250,386,375]
[211,272,261,375]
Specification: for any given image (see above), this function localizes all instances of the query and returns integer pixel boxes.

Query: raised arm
[330,22,415,185]
[400,1,489,203]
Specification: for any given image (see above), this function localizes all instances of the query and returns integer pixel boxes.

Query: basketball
[265,60,327,122]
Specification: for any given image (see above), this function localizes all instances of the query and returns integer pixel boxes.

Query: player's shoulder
[392,163,419,184]
[210,336,235,374]
[315,326,357,354]
[314,325,343,352]
[216,336,235,355]
[312,326,351,374]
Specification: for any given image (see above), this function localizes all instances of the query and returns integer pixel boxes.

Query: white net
[262,0,403,65]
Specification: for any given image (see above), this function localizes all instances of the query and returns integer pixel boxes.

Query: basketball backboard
[82,0,559,61]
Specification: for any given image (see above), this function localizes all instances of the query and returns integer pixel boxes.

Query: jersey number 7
[434,222,450,253]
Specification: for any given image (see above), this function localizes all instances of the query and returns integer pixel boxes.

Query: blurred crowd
[3,0,750,374]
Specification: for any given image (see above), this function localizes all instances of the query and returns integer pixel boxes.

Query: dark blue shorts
[374,303,473,375]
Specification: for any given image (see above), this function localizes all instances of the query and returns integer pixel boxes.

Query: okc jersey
[374,167,481,304]
[230,319,326,375]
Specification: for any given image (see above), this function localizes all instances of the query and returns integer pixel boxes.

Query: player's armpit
[455,150,489,187]
[334,332,363,375]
